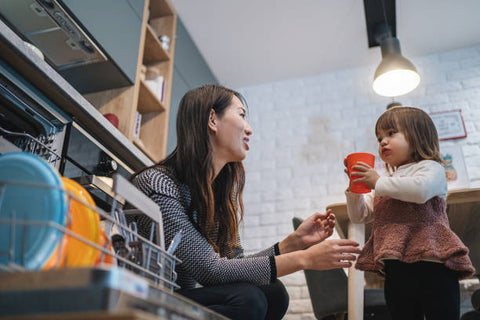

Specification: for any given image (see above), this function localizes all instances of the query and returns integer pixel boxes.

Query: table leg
[348,222,365,320]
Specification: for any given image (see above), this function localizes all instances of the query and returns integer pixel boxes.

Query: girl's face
[209,96,253,164]
[377,128,414,167]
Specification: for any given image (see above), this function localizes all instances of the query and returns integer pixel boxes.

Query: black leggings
[384,260,460,320]
[176,280,289,320]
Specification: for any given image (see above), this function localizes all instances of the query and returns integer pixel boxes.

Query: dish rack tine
[112,174,165,250]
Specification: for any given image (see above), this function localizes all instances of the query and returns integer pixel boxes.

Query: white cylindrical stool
[348,222,365,320]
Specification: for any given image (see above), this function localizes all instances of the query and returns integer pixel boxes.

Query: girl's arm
[343,159,375,224]
[345,190,375,223]
[375,160,447,203]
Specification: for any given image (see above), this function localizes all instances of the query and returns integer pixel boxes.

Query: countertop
[0,19,153,171]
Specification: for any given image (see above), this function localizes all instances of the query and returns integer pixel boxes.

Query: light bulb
[373,69,420,97]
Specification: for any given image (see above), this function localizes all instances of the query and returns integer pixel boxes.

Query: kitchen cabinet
[85,0,176,162]
[58,0,145,92]
[0,0,143,94]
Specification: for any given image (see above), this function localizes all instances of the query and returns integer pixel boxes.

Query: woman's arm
[135,169,361,286]
[140,169,276,287]
[275,239,361,277]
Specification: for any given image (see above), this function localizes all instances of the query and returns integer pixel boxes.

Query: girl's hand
[295,210,336,248]
[350,161,380,189]
[344,158,351,191]
[343,157,349,176]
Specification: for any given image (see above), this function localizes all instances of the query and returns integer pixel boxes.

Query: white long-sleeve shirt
[346,160,447,224]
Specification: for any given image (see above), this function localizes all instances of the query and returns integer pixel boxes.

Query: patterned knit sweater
[131,166,278,289]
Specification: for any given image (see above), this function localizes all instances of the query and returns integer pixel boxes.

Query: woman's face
[209,96,253,164]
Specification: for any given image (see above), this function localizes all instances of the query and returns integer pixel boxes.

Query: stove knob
[96,158,118,176]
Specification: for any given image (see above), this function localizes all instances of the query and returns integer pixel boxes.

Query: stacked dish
[0,152,110,270]
[61,177,101,267]
[0,152,67,270]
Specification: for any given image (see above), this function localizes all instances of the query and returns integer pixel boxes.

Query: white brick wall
[237,44,480,319]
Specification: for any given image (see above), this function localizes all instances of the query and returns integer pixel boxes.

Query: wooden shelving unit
[84,0,177,162]
[138,80,166,113]
[143,25,170,64]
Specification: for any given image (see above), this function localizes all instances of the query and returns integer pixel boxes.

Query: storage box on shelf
[84,0,176,163]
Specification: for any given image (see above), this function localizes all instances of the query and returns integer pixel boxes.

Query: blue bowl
[0,152,66,270]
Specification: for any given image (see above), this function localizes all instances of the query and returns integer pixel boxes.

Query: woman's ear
[208,109,217,133]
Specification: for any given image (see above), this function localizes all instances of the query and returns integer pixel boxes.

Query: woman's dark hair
[133,84,246,256]
[375,106,443,172]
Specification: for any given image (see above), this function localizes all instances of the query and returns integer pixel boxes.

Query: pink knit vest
[355,196,475,279]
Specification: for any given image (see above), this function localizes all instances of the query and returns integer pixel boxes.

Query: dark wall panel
[167,18,218,154]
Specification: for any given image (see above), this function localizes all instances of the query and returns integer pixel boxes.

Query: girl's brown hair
[375,106,443,171]
[133,84,245,256]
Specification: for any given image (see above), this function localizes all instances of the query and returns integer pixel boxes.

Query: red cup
[345,152,375,194]
[104,113,119,128]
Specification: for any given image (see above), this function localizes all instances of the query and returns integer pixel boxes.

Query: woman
[131,84,361,320]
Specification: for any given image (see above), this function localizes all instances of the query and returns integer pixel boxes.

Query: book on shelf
[133,112,142,139]
[160,78,165,102]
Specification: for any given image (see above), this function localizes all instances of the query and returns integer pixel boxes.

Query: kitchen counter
[0,19,153,171]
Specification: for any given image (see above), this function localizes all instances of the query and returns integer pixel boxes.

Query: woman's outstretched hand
[275,238,361,277]
[296,209,335,247]
[279,210,336,254]
[303,239,361,270]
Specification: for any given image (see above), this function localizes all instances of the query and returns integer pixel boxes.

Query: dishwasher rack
[0,173,181,292]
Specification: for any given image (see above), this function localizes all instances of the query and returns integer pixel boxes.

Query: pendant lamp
[372,24,420,97]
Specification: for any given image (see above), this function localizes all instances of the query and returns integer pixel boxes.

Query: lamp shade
[372,37,420,97]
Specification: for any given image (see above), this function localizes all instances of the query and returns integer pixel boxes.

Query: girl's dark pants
[384,260,460,320]
[176,279,289,320]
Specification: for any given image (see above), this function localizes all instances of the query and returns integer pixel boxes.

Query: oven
[0,58,131,210]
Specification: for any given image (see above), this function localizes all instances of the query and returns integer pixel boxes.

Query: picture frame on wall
[430,109,467,141]
[440,144,470,190]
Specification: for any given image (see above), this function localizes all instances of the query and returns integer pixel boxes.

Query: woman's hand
[279,210,335,254]
[275,239,361,277]
[296,210,335,247]
[350,161,380,190]
[302,239,361,270]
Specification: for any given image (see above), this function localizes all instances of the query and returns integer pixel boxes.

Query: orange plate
[95,229,115,265]
[61,178,101,267]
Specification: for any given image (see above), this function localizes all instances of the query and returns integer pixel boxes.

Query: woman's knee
[262,280,290,320]
[229,283,268,319]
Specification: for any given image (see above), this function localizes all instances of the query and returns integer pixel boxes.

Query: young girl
[345,106,475,319]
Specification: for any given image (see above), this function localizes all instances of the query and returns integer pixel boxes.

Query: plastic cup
[345,152,375,194]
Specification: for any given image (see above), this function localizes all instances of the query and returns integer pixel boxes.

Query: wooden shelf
[138,79,166,113]
[133,138,156,161]
[149,0,175,19]
[133,110,168,162]
[143,25,170,65]
[83,0,176,162]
